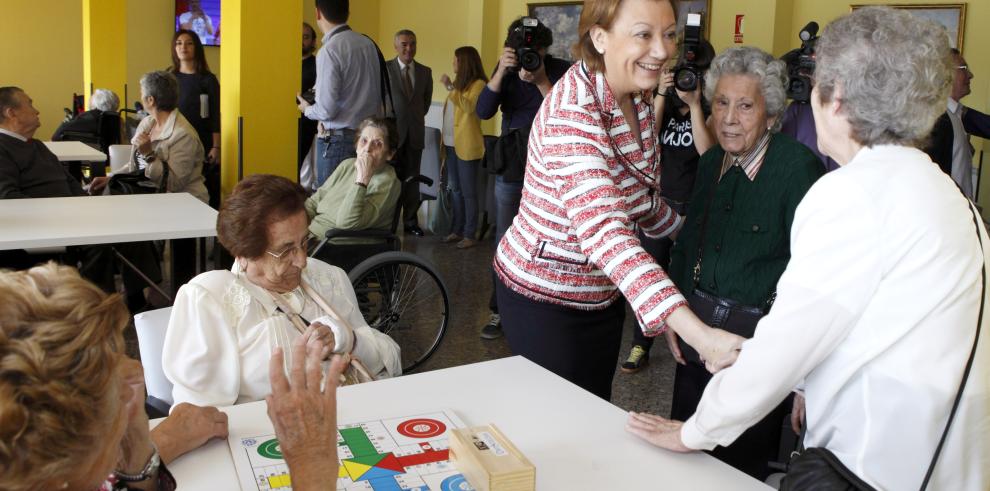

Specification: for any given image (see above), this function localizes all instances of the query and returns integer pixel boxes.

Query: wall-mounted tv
[175,0,221,46]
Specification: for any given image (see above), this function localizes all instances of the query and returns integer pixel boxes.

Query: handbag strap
[919,200,985,490]
[691,155,723,288]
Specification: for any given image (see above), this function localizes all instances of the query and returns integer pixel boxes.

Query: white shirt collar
[397,58,415,71]
[947,97,961,114]
[0,127,28,142]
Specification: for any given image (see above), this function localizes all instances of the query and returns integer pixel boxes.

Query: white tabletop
[43,140,108,162]
[0,193,216,250]
[160,356,770,490]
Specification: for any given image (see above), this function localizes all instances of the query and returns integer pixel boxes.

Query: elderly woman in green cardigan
[663,46,824,480]
[306,117,401,270]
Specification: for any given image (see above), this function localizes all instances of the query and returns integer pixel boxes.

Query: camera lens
[674,68,698,92]
[520,49,542,72]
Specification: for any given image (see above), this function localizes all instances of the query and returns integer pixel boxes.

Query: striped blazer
[494,63,686,335]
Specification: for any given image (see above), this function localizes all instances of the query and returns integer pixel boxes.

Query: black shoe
[480,314,503,340]
[406,224,425,237]
[620,345,649,374]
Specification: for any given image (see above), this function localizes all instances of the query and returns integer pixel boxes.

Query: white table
[0,193,216,250]
[43,140,108,162]
[160,356,770,490]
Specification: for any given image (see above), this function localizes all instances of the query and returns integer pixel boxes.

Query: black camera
[506,17,543,72]
[782,22,819,103]
[301,88,316,105]
[672,13,705,92]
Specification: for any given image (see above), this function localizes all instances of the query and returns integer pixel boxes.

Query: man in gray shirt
[297,0,382,188]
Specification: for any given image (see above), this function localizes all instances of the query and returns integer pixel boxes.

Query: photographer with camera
[620,25,715,374]
[779,21,838,172]
[475,17,571,340]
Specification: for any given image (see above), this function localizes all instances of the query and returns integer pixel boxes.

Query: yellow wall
[0,0,84,139]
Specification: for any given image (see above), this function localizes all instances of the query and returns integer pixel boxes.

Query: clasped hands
[626,325,744,453]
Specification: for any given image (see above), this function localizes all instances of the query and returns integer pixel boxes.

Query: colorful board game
[229,410,475,491]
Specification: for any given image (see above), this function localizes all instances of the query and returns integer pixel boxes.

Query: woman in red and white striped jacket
[493,0,743,400]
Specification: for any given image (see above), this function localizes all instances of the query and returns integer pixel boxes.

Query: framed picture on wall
[851,4,966,50]
[528,2,583,62]
[674,0,712,37]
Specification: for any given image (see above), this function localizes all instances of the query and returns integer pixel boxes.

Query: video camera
[782,22,819,103]
[506,17,544,72]
[672,13,705,92]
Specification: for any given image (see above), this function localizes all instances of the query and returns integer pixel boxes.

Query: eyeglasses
[265,242,307,262]
[957,65,970,72]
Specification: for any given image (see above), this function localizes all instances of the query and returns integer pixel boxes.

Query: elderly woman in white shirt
[626,7,989,490]
[163,174,401,407]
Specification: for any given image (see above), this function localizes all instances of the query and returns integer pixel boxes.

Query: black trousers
[171,238,196,290]
[671,360,792,480]
[393,141,424,226]
[496,278,625,401]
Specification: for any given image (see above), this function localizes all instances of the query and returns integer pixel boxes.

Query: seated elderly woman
[0,264,228,491]
[306,117,401,271]
[91,70,210,288]
[92,71,208,202]
[628,7,989,490]
[0,263,347,491]
[663,46,823,480]
[164,174,401,407]
[51,88,121,143]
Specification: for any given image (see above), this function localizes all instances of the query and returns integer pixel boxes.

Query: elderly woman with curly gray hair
[652,45,823,480]
[627,7,989,490]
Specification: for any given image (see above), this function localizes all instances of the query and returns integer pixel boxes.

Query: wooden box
[448,424,535,491]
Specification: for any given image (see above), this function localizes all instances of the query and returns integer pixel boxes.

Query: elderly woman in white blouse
[627,7,989,490]
[163,174,401,407]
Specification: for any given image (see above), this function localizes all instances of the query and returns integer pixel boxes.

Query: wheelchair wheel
[347,251,449,373]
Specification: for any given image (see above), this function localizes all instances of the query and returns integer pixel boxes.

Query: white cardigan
[681,145,990,490]
[163,258,401,407]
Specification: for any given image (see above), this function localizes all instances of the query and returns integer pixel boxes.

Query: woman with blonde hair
[440,46,488,248]
[0,264,227,491]
[493,0,742,400]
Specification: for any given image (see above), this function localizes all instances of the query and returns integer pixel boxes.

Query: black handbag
[487,123,531,182]
[108,151,169,195]
[780,200,986,491]
[107,169,160,195]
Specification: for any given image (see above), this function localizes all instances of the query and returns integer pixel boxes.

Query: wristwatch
[114,445,161,482]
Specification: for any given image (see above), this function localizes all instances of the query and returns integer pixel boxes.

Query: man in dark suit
[386,29,433,236]
[298,22,319,187]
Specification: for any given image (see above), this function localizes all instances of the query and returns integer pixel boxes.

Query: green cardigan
[668,133,824,307]
[305,158,402,244]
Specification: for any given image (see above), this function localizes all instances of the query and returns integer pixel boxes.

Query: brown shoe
[442,233,463,243]
[456,238,478,249]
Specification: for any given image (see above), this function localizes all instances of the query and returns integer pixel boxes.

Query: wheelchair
[309,175,449,373]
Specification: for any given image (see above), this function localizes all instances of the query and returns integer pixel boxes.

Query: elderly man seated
[0,86,160,311]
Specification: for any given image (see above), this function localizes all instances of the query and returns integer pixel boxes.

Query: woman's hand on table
[625,411,692,452]
[267,335,349,490]
[150,403,229,464]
